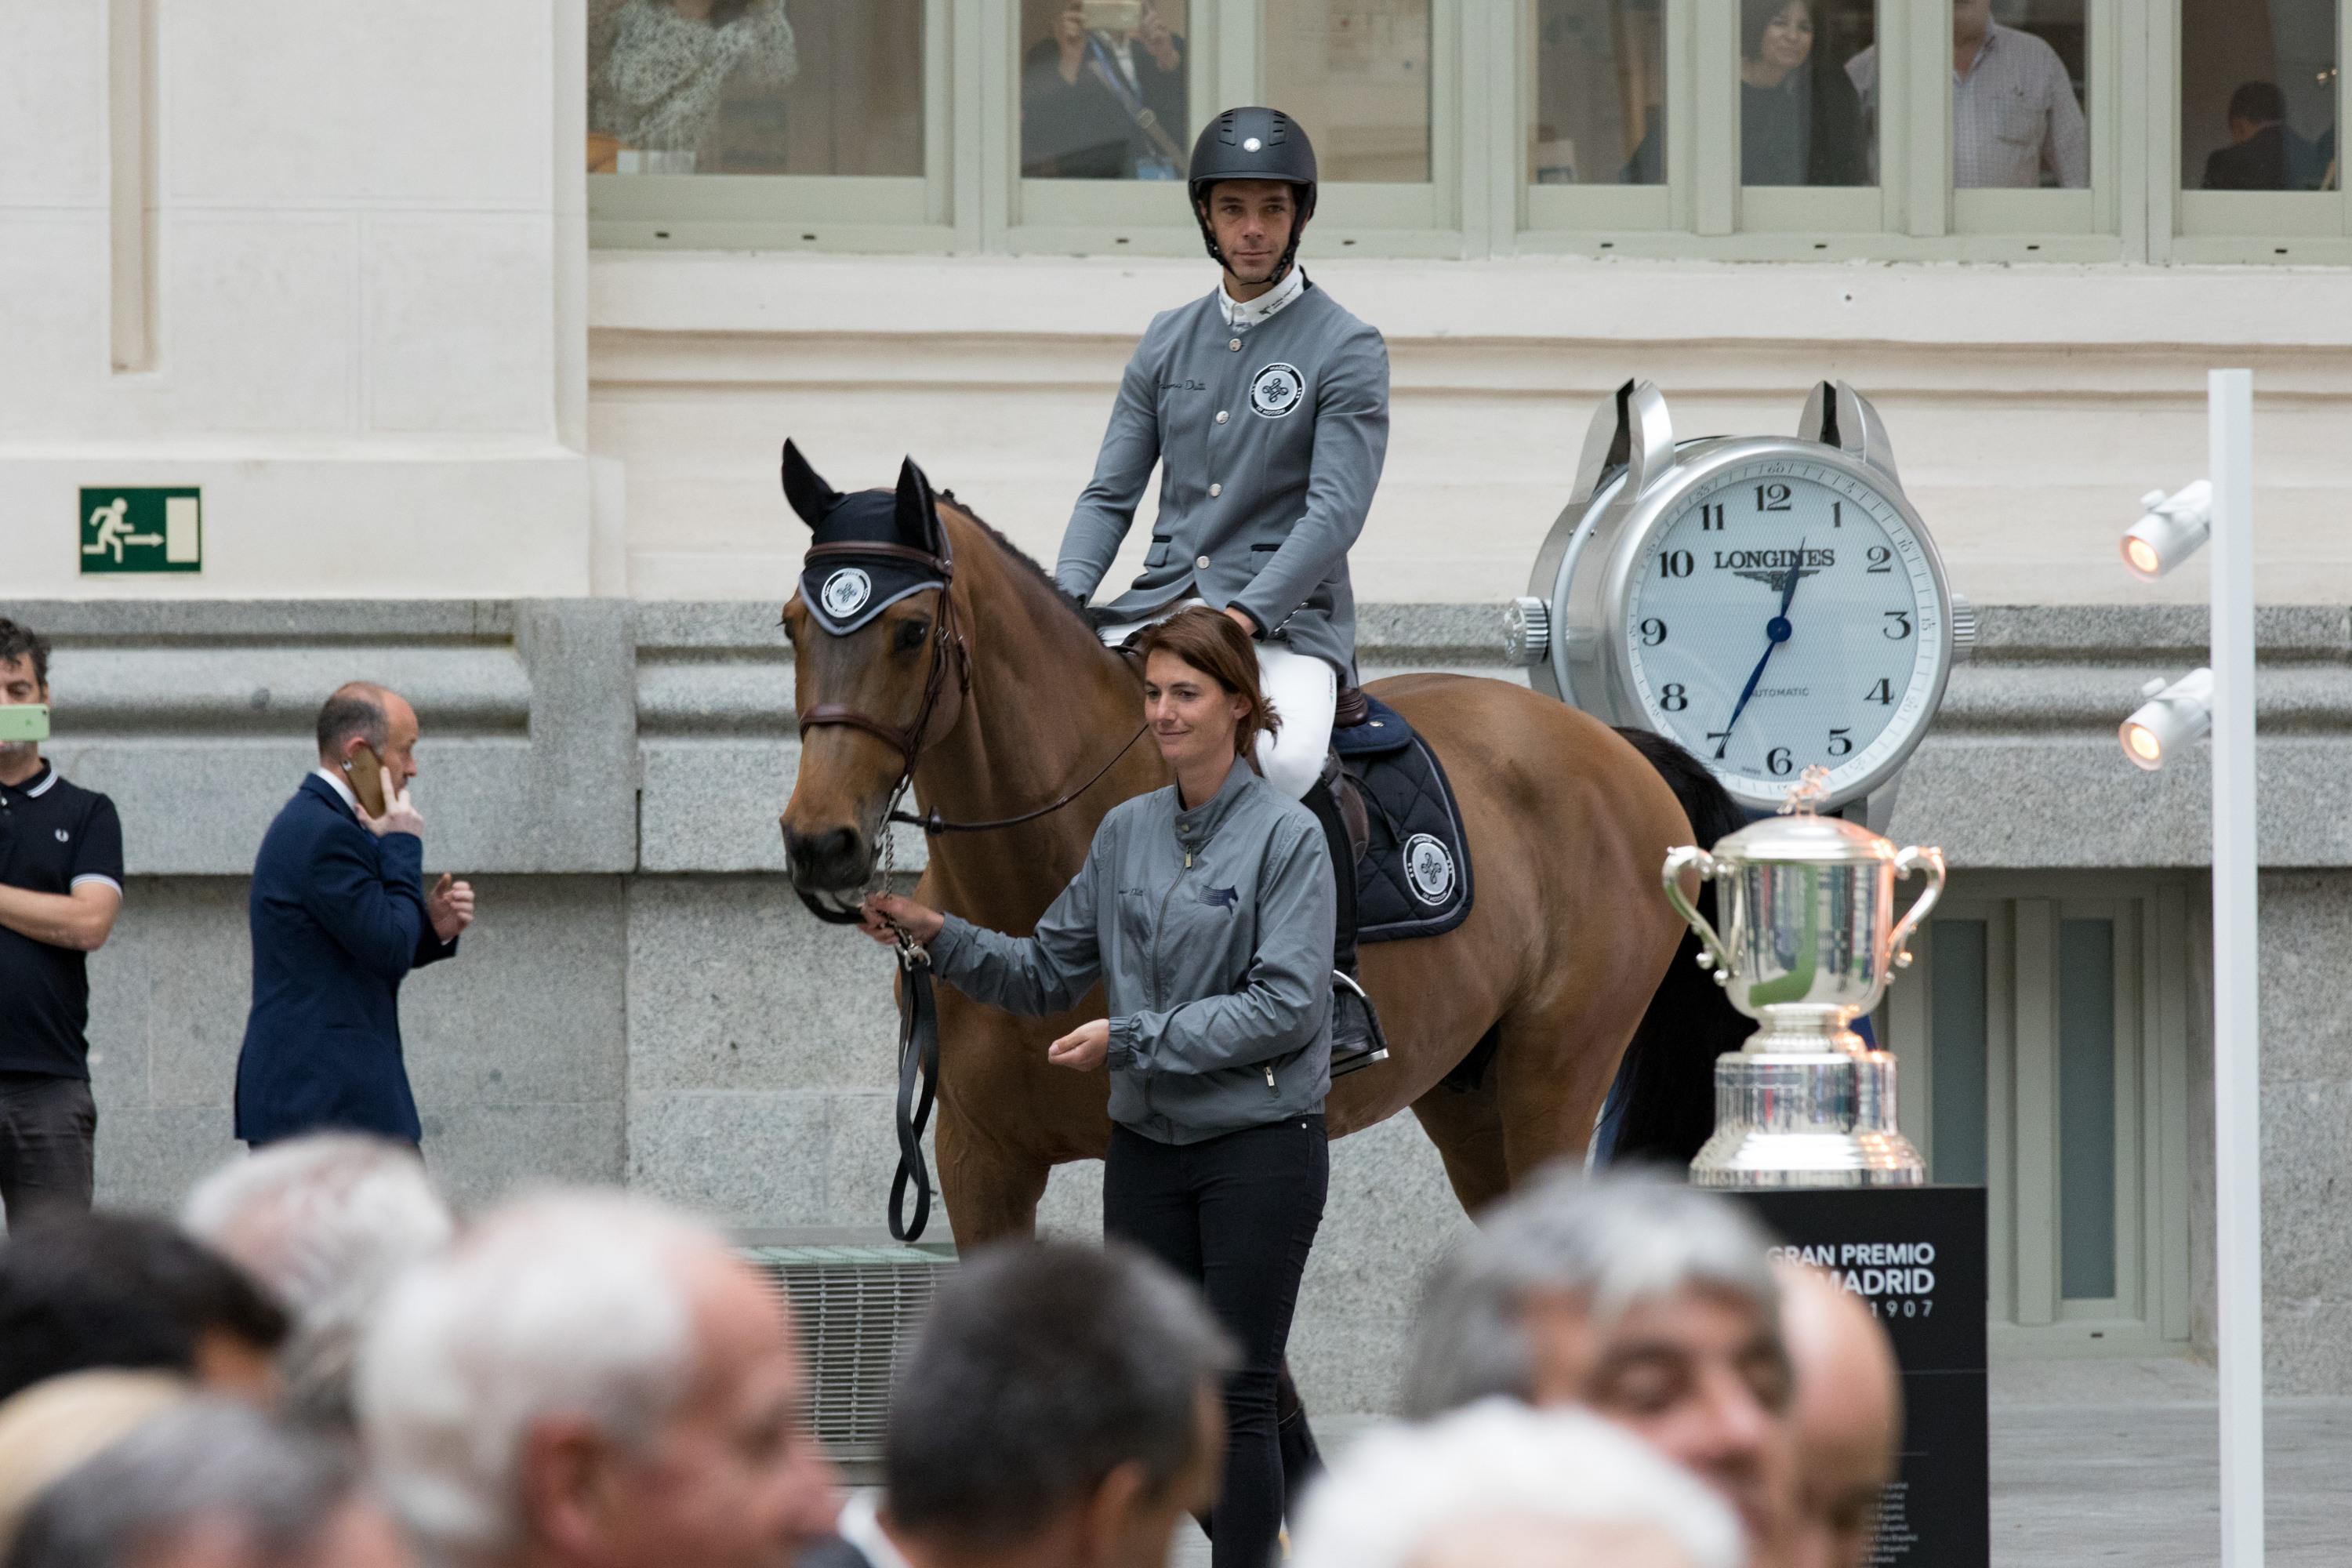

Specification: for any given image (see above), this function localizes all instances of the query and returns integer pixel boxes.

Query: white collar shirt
[836,1494,915,1568]
[1218,264,1307,331]
[311,765,360,815]
[1950,24,2089,189]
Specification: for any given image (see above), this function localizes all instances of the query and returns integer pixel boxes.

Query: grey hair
[1290,1399,1744,1568]
[1400,1167,1780,1420]
[356,1190,716,1555]
[3,1401,361,1568]
[183,1134,456,1432]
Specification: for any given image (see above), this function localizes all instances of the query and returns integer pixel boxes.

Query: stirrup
[1330,969,1388,1080]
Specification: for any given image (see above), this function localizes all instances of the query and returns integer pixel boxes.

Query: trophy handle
[1886,846,1948,970]
[1661,846,1733,977]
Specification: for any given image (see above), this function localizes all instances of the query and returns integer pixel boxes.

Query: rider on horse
[1057,105,1390,1067]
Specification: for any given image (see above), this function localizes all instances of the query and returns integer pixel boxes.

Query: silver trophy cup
[1662,771,1946,1187]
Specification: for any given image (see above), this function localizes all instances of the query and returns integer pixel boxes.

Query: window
[2176,0,2343,251]
[1882,874,2194,1351]
[589,0,948,249]
[579,1,2352,263]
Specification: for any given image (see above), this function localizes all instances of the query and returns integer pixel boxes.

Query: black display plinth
[1736,1185,1989,1568]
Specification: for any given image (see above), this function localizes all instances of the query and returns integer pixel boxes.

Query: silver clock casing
[1518,381,1959,815]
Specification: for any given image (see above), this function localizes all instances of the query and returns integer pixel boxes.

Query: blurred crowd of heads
[0,1148,1897,1568]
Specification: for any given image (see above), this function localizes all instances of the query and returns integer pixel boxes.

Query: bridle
[792,526,1149,841]
[788,514,1149,1244]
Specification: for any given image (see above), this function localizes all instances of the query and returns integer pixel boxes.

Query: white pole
[2208,368,2263,1568]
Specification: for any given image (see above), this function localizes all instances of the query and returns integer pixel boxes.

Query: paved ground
[1160,1357,2350,1566]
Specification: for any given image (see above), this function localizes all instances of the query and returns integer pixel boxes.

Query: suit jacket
[1055,279,1390,679]
[1019,34,1186,179]
[796,1537,875,1568]
[2205,124,2288,191]
[233,775,456,1145]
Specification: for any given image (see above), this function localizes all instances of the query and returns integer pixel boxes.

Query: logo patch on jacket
[1249,362,1305,419]
[1200,885,1240,911]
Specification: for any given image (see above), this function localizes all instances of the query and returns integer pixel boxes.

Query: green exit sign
[80,487,202,574]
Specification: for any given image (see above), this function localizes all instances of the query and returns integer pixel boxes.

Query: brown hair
[1131,607,1282,767]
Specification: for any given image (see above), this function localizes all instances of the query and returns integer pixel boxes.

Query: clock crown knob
[1504,597,1552,666]
[1949,593,1978,663]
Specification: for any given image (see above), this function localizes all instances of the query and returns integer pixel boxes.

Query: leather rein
[790,528,1146,1242]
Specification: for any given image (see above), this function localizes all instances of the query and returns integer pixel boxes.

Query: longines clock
[1508,380,1973,818]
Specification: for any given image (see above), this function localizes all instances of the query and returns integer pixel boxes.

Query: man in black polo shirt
[0,618,124,1222]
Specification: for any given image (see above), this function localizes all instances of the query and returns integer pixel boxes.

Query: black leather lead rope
[887,949,942,1243]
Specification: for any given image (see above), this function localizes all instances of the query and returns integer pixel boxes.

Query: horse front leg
[932,1094,1052,1246]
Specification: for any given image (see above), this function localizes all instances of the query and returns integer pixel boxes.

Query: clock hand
[1712,539,1808,759]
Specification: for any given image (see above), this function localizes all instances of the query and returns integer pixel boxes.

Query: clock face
[1621,456,1946,808]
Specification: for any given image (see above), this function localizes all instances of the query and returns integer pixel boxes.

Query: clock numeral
[1828,728,1853,757]
[1767,746,1795,775]
[1659,549,1695,578]
[1707,731,1731,760]
[1700,503,1726,532]
[1883,610,1912,640]
[1867,678,1895,706]
[1755,483,1792,512]
[1660,683,1690,713]
[1639,617,1668,646]
[1866,546,1893,574]
[1832,500,1844,529]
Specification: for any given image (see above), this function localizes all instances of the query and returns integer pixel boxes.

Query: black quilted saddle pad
[1333,695,1473,944]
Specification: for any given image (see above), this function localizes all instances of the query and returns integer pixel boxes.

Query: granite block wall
[9,597,2348,1406]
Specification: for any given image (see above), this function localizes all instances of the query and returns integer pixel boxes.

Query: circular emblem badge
[820,566,873,621]
[1403,833,1456,907]
[1249,362,1305,419]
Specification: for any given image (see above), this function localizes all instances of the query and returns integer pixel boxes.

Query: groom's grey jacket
[1054,276,1390,678]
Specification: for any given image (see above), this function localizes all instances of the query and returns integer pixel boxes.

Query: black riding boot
[1301,775,1386,1076]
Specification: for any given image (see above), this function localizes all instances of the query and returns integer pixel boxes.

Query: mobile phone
[345,743,389,817]
[0,706,49,742]
[1080,0,1143,34]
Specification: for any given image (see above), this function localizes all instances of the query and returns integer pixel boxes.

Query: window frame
[588,0,970,254]
[575,0,2352,269]
[2161,0,2352,264]
[1883,872,2194,1356]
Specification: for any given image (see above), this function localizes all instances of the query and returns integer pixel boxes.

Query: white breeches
[1100,605,1337,801]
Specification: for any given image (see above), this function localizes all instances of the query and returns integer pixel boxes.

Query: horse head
[776,439,966,922]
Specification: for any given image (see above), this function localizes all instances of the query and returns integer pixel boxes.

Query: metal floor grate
[737,1235,959,1464]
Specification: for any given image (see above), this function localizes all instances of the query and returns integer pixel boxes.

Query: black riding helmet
[1187,107,1318,278]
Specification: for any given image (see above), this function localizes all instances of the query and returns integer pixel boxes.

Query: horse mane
[934,488,1101,641]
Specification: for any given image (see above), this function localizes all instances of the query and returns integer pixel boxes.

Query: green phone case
[0,706,49,742]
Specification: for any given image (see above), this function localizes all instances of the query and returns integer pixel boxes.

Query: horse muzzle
[780,820,874,924]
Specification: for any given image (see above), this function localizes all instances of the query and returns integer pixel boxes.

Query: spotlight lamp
[2121,480,2214,581]
[2119,667,2215,771]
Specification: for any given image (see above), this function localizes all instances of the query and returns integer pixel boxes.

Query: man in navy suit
[234,684,474,1149]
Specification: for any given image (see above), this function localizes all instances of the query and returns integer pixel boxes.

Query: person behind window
[2205,81,2291,191]
[1739,0,1867,187]
[1022,1,1188,180]
[594,0,797,175]
[1846,0,2087,189]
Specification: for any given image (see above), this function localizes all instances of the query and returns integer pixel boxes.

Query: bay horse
[777,447,1737,1250]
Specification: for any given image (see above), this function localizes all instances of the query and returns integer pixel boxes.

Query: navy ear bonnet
[783,441,949,635]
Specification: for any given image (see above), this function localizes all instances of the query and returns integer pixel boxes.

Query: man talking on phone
[0,618,124,1221]
[233,683,474,1149]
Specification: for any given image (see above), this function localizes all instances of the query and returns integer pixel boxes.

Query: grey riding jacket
[928,759,1334,1145]
[1054,275,1390,679]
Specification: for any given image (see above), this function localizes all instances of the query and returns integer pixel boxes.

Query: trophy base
[1690,1048,1926,1189]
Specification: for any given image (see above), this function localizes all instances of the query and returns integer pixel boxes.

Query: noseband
[792,528,1149,838]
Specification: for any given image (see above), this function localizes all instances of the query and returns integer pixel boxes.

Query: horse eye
[895,619,930,652]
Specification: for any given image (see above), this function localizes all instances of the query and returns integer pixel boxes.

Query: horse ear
[894,456,942,554]
[781,439,842,528]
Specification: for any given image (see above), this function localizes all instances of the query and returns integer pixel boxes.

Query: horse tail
[1608,727,1751,1166]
